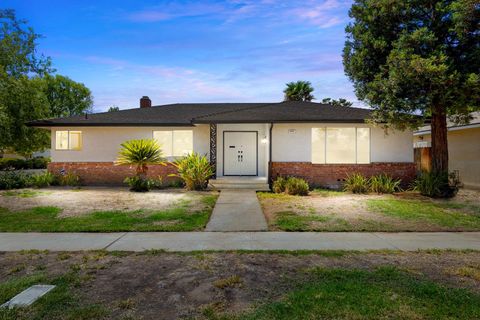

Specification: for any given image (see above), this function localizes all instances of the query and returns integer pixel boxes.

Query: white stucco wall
[272,123,413,163]
[50,125,210,162]
[216,123,270,177]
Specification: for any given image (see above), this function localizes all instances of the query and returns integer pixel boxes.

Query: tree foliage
[343,0,480,177]
[321,98,353,107]
[44,74,93,117]
[0,9,93,156]
[283,81,315,102]
[0,9,52,77]
[107,106,120,112]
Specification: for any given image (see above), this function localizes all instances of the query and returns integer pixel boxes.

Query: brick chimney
[140,96,151,108]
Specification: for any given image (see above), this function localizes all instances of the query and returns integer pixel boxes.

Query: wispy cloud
[126,0,350,29]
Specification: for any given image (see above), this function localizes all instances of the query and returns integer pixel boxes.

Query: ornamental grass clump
[170,153,213,190]
[369,174,402,194]
[116,139,166,192]
[272,176,309,196]
[413,171,458,198]
[343,173,369,194]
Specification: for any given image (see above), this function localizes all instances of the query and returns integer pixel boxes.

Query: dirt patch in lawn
[259,189,480,231]
[0,187,215,217]
[0,251,479,319]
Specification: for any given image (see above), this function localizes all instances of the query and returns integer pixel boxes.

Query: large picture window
[55,130,82,150]
[311,127,370,164]
[153,130,193,157]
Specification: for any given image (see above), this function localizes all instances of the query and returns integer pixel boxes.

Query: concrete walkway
[205,190,268,231]
[0,232,479,252]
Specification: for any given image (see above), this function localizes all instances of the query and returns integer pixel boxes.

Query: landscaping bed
[0,250,479,319]
[0,187,218,232]
[258,189,480,231]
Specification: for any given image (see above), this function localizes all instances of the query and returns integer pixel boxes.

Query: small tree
[343,0,480,197]
[321,98,353,108]
[107,106,120,112]
[43,74,93,117]
[116,139,166,180]
[283,81,315,102]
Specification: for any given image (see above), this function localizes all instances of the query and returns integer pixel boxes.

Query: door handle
[238,155,241,162]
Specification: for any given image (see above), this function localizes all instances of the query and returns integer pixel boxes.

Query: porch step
[209,177,270,191]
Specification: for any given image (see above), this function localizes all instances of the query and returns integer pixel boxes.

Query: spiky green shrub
[272,176,287,193]
[124,176,155,192]
[116,139,166,192]
[170,153,213,190]
[413,171,458,198]
[343,173,369,194]
[116,139,166,177]
[58,172,81,187]
[272,176,309,196]
[30,171,57,188]
[369,174,402,194]
[284,177,309,196]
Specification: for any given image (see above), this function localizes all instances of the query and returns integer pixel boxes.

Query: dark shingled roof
[28,101,373,127]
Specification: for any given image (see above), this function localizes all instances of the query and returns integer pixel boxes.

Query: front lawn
[1,251,479,319]
[258,189,480,231]
[0,189,218,232]
[241,267,480,320]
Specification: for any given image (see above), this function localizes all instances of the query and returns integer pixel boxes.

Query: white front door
[224,131,257,176]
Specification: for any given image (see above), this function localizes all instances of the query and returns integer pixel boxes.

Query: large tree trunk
[430,107,449,174]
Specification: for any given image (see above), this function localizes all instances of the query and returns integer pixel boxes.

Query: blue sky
[5,0,359,112]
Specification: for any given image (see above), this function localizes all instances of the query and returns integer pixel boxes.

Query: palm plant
[283,80,315,102]
[116,139,166,179]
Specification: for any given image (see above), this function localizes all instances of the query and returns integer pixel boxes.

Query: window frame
[152,130,193,157]
[311,127,371,164]
[55,130,83,151]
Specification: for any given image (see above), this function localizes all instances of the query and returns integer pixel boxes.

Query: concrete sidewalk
[205,190,268,231]
[0,232,479,252]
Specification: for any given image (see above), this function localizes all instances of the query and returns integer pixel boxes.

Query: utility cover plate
[1,285,56,309]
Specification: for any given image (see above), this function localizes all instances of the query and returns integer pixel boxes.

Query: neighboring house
[414,112,480,189]
[28,96,415,188]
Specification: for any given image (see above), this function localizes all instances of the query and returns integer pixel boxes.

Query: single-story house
[414,112,480,189]
[28,97,416,188]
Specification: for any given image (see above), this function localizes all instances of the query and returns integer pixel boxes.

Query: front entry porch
[209,123,271,186]
[209,176,270,191]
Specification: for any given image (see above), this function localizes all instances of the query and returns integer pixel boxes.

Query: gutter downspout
[268,122,273,188]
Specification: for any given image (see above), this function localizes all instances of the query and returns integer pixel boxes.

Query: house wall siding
[50,125,210,163]
[271,162,416,188]
[272,123,413,163]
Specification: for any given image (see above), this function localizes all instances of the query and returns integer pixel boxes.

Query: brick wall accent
[48,162,178,186]
[271,162,416,188]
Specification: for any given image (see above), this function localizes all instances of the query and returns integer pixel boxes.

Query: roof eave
[26,122,195,127]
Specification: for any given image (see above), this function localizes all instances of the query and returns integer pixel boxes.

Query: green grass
[274,211,334,231]
[0,271,108,320]
[367,198,480,229]
[2,190,51,198]
[0,194,218,232]
[232,267,480,320]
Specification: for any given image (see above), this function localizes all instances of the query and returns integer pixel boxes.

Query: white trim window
[153,130,193,157]
[311,127,370,164]
[55,130,82,151]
